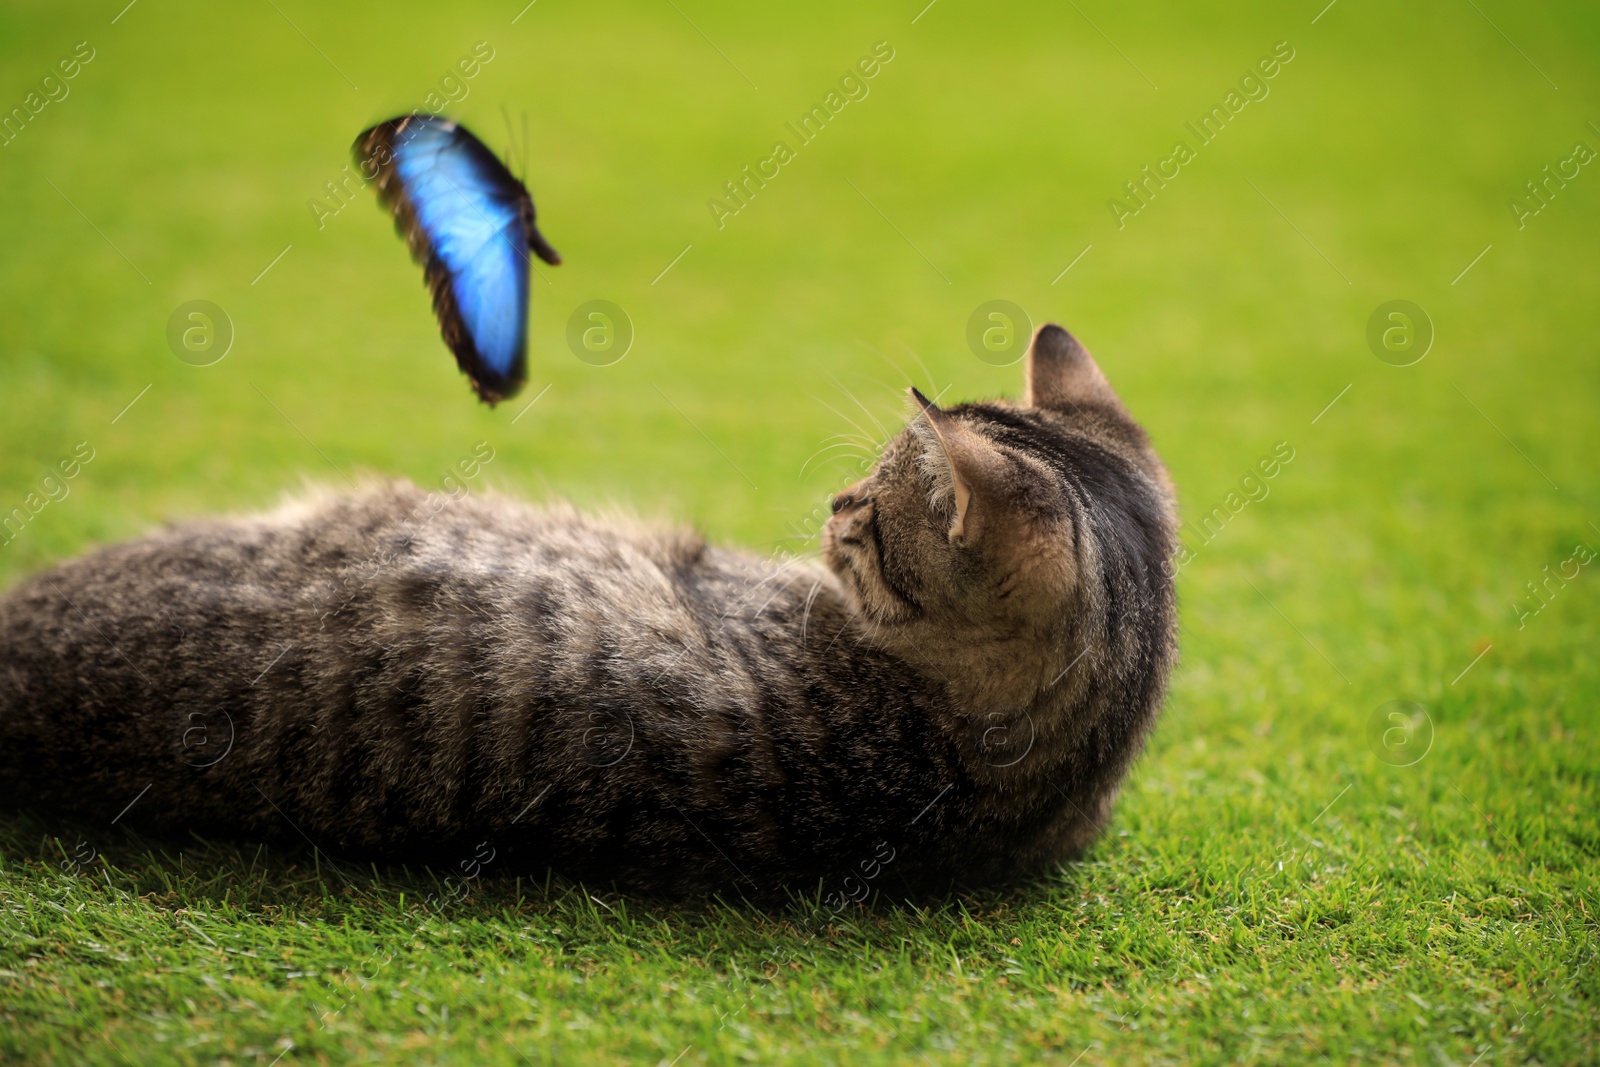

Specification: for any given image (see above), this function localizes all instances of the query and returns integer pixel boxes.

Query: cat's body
[0,326,1176,898]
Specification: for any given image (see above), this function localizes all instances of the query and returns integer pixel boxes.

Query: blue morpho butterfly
[354,114,561,405]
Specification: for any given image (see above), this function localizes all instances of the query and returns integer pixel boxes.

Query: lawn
[2,0,1597,1063]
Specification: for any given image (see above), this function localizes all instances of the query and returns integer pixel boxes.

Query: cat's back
[0,479,839,714]
[0,481,852,837]
[0,479,719,632]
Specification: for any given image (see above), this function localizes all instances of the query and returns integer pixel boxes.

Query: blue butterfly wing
[395,132,529,387]
[355,115,560,405]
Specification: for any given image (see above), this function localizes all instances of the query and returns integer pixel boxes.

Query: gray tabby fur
[0,324,1176,900]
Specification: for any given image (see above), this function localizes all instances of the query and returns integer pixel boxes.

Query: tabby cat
[0,324,1176,899]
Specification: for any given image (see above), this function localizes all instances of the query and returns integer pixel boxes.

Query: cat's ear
[908,387,1008,545]
[1025,323,1124,413]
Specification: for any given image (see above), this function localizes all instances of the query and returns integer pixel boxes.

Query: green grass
[2,0,1598,1062]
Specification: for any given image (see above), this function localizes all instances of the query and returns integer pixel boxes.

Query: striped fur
[0,324,1176,898]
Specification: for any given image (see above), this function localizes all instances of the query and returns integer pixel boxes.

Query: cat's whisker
[802,440,873,465]
[898,341,937,391]
[758,550,825,575]
[814,430,880,457]
[854,337,914,387]
[818,616,850,658]
[799,579,823,646]
[725,555,810,618]
[800,441,874,477]
[857,373,911,397]
[821,431,879,447]
[808,394,883,450]
[753,578,800,619]
[823,370,891,440]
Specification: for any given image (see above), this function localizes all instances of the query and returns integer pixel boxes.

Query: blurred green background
[1,0,1597,1063]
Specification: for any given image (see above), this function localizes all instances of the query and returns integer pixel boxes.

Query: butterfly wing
[355,115,560,405]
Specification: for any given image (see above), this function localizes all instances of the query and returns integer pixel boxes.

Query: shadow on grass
[0,807,1082,948]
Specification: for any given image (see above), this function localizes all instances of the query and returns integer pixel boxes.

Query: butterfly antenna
[522,111,530,176]
[500,104,519,177]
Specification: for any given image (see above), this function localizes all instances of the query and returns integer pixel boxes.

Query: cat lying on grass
[0,324,1176,899]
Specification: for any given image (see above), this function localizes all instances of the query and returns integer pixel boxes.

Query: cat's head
[822,324,1174,696]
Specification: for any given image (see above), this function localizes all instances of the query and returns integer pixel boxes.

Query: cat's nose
[831,493,854,514]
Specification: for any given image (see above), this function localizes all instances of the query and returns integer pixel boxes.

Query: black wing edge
[353,114,559,406]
